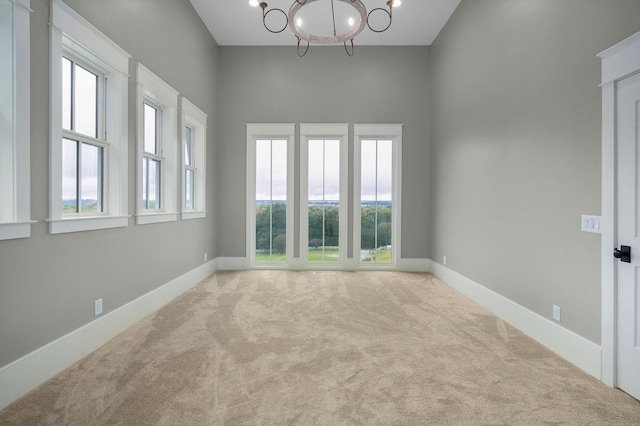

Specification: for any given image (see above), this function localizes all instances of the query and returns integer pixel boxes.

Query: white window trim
[0,0,33,240]
[135,63,179,225]
[299,123,349,267]
[353,124,403,269]
[246,123,295,268]
[48,0,130,234]
[180,97,207,220]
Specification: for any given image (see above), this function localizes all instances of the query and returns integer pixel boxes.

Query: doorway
[600,31,640,400]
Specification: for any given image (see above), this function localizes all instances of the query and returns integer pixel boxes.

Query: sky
[255,138,393,202]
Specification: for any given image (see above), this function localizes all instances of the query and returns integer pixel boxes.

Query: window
[49,0,130,234]
[0,0,31,240]
[354,124,402,267]
[136,63,179,224]
[300,124,348,265]
[180,97,207,219]
[61,57,104,214]
[246,124,294,266]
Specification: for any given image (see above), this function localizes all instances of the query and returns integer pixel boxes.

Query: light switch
[581,215,602,234]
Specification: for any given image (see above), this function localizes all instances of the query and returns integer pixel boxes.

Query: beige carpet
[1,271,639,425]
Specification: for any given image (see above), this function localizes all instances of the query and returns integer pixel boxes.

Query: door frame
[599,31,640,387]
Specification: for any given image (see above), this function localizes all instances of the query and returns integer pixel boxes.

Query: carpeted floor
[1,271,639,425]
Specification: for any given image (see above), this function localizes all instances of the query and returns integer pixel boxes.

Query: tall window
[0,0,31,240]
[354,124,403,266]
[49,0,130,234]
[184,125,195,210]
[300,124,348,265]
[180,96,207,220]
[256,139,288,262]
[142,102,161,210]
[136,63,178,225]
[307,139,341,262]
[61,57,104,214]
[246,124,294,266]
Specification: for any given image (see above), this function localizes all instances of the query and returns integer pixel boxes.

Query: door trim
[598,31,640,387]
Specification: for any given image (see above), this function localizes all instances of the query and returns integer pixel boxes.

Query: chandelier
[250,0,401,57]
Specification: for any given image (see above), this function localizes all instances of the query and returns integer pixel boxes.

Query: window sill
[47,216,129,234]
[0,221,36,240]
[181,210,206,220]
[136,212,178,225]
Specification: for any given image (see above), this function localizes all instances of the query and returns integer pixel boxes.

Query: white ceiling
[189,0,462,46]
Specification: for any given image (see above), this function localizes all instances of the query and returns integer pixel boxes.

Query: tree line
[256,202,391,253]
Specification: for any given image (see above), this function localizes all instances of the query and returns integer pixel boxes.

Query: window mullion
[270,140,274,261]
[75,141,81,213]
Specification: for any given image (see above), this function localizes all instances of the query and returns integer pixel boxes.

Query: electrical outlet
[553,305,561,322]
[95,298,103,316]
[443,256,447,266]
[204,252,208,262]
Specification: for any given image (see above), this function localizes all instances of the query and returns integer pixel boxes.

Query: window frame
[48,0,130,234]
[0,0,32,240]
[180,96,207,220]
[299,123,349,267]
[246,123,295,268]
[353,124,403,269]
[135,62,179,225]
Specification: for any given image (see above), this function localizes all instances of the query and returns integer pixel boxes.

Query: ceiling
[189,0,462,46]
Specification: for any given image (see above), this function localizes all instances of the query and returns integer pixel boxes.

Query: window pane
[185,169,194,210]
[271,201,286,261]
[142,157,148,209]
[147,158,161,209]
[324,204,339,261]
[324,140,340,201]
[62,58,72,131]
[185,126,192,166]
[271,139,287,201]
[144,103,157,154]
[62,138,78,213]
[377,140,392,202]
[74,63,98,138]
[361,140,376,201]
[80,143,103,213]
[255,139,271,201]
[308,139,324,201]
[308,204,324,262]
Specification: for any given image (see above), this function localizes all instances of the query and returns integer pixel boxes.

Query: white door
[616,71,640,400]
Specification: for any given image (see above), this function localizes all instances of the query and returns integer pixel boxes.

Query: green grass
[255,252,287,262]
[308,248,339,262]
[362,248,392,263]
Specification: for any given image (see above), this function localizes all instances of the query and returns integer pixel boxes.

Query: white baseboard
[397,258,430,272]
[216,257,250,270]
[218,257,430,272]
[428,261,602,381]
[0,259,218,411]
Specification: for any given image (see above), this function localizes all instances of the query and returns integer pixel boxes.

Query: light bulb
[348,17,355,27]
[296,18,303,27]
[249,0,259,7]
[392,0,402,7]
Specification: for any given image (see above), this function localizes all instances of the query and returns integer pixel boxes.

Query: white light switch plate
[581,215,602,234]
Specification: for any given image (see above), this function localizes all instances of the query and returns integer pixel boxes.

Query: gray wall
[216,46,430,260]
[430,0,640,343]
[0,0,218,368]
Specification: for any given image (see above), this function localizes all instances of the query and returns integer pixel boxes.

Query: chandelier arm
[261,5,289,34]
[296,36,310,57]
[295,0,307,4]
[366,5,393,33]
[344,39,355,56]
